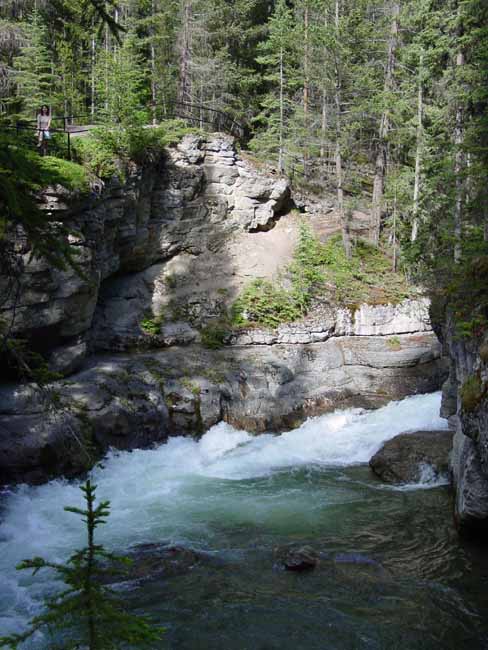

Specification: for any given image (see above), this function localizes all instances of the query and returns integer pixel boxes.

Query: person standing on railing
[36,105,51,155]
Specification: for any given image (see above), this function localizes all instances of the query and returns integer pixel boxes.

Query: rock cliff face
[0,134,445,485]
[1,134,290,368]
[436,312,488,536]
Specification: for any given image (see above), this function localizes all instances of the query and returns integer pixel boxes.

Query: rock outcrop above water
[369,430,453,484]
[435,311,488,536]
[0,134,446,485]
[0,322,445,484]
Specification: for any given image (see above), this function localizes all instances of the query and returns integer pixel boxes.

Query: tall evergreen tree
[12,9,55,117]
[250,0,297,173]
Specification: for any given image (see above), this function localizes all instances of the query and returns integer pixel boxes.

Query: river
[1,392,488,649]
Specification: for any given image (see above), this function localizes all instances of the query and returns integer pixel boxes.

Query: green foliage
[38,156,89,192]
[200,321,231,349]
[181,377,201,396]
[140,315,163,336]
[73,120,197,180]
[0,480,163,650]
[232,279,302,328]
[0,133,86,269]
[460,374,486,413]
[314,234,409,305]
[387,336,402,351]
[201,367,226,384]
[249,0,297,171]
[12,9,55,117]
[3,336,64,385]
[72,133,119,180]
[437,246,488,340]
[232,223,411,329]
[95,32,147,127]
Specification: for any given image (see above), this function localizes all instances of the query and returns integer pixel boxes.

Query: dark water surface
[133,466,488,650]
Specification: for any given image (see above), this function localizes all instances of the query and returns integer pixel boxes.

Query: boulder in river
[103,543,201,584]
[369,429,454,484]
[274,544,319,571]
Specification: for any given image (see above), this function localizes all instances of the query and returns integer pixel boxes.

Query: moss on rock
[460,374,486,413]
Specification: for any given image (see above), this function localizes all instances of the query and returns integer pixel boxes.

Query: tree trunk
[453,48,465,263]
[91,29,96,117]
[320,90,327,161]
[279,46,285,174]
[303,1,309,177]
[85,480,97,650]
[104,2,109,113]
[150,0,157,125]
[371,2,399,246]
[392,185,397,271]
[453,2,465,263]
[411,52,423,242]
[334,0,351,258]
[319,7,329,170]
[178,0,193,105]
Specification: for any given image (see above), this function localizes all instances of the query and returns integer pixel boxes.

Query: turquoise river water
[1,392,488,649]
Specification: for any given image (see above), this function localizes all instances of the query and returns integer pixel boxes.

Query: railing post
[67,131,71,160]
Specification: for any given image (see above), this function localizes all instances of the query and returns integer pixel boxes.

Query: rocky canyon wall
[436,312,488,536]
[0,134,445,484]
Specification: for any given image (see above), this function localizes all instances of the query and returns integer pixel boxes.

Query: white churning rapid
[0,392,448,639]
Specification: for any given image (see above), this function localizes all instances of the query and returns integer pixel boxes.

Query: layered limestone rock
[0,133,446,485]
[436,312,488,536]
[0,134,291,367]
[0,313,445,484]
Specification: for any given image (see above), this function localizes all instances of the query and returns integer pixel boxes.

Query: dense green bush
[38,156,89,192]
[0,133,87,267]
[140,315,163,336]
[231,279,301,328]
[73,119,200,180]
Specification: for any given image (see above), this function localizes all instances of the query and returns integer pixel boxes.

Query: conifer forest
[1,1,488,649]
[1,0,487,271]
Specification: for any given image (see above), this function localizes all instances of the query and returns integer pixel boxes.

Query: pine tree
[12,8,55,118]
[370,2,400,246]
[0,480,164,650]
[250,0,297,173]
[95,31,146,125]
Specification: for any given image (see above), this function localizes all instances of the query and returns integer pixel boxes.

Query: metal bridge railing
[1,102,244,160]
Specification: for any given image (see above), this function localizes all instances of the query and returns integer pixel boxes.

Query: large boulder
[369,429,453,484]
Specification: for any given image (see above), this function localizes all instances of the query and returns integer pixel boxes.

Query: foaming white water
[390,463,450,492]
[0,392,446,638]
